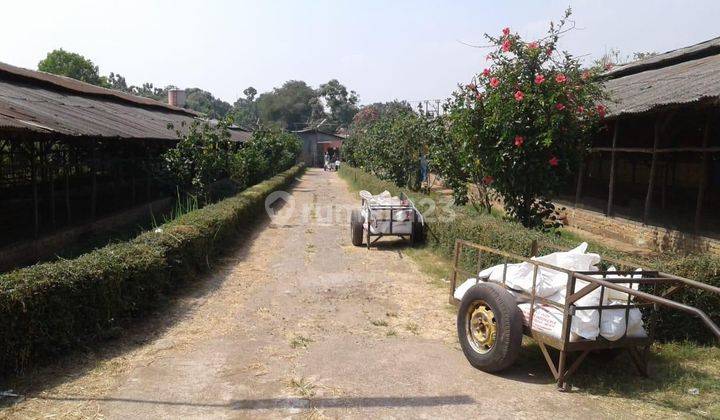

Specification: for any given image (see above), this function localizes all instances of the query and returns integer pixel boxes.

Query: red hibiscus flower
[527,41,539,49]
[514,135,525,147]
[549,156,559,167]
[534,74,545,85]
[482,68,491,77]
[596,104,607,118]
[501,40,512,52]
[489,77,500,88]
[482,175,494,185]
[555,103,565,111]
[555,73,567,84]
[514,90,524,101]
[502,27,510,36]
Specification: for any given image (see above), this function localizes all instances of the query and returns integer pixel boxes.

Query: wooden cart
[350,191,424,248]
[449,239,720,390]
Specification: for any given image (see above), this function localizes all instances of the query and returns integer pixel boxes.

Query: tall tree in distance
[256,80,325,130]
[232,86,260,129]
[184,88,232,119]
[38,49,106,86]
[318,79,359,131]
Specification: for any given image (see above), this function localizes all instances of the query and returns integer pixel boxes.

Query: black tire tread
[457,283,523,372]
[350,209,364,246]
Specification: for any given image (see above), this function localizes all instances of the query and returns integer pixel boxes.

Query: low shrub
[339,165,720,344]
[0,164,304,375]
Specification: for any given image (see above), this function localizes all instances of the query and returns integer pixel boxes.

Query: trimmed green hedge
[0,164,304,374]
[339,165,720,344]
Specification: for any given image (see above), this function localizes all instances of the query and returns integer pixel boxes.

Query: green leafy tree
[256,80,325,130]
[38,49,107,86]
[346,108,432,190]
[231,126,301,186]
[185,88,232,119]
[461,8,605,228]
[231,86,260,129]
[163,119,234,199]
[318,79,359,131]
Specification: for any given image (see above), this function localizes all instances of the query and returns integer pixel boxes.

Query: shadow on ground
[15,394,476,411]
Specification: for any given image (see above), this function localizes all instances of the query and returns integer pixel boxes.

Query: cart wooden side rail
[449,239,720,390]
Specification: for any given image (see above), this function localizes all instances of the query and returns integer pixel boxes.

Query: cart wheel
[457,283,523,373]
[411,221,424,245]
[350,209,364,246]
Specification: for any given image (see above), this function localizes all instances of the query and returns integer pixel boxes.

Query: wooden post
[661,164,668,210]
[574,159,585,208]
[49,164,56,226]
[146,146,152,200]
[694,117,712,232]
[606,121,621,216]
[65,162,72,223]
[31,143,39,238]
[90,146,97,219]
[643,118,662,224]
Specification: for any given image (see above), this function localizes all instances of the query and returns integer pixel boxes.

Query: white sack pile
[454,243,648,342]
[359,190,413,234]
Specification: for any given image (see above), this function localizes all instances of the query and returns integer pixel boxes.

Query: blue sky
[1,0,718,105]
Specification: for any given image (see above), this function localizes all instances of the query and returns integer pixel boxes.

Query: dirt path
[2,169,670,419]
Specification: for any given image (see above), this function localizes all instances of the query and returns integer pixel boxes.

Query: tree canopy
[255,80,325,130]
[317,79,359,132]
[38,49,106,86]
[37,49,360,132]
[185,88,232,119]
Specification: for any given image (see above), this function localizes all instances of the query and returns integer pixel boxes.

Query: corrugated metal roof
[0,62,249,143]
[293,128,345,140]
[605,52,720,117]
[604,36,720,79]
[0,61,195,116]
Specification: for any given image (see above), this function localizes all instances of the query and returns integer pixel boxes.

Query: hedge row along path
[4,168,672,419]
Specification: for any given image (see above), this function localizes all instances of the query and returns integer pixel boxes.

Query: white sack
[479,242,600,298]
[599,302,647,341]
[518,303,584,342]
[454,278,478,301]
[594,266,642,302]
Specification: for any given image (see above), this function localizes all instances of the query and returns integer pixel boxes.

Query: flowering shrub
[453,9,606,228]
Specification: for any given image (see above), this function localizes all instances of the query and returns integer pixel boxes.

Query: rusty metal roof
[604,36,720,79]
[605,52,720,118]
[0,61,249,143]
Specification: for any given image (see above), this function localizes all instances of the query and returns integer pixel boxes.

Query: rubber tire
[350,209,364,246]
[411,221,424,245]
[457,283,523,373]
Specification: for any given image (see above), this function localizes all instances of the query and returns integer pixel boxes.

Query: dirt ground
[1,168,676,419]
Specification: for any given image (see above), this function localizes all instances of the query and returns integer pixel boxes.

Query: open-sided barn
[0,62,250,268]
[564,37,720,253]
